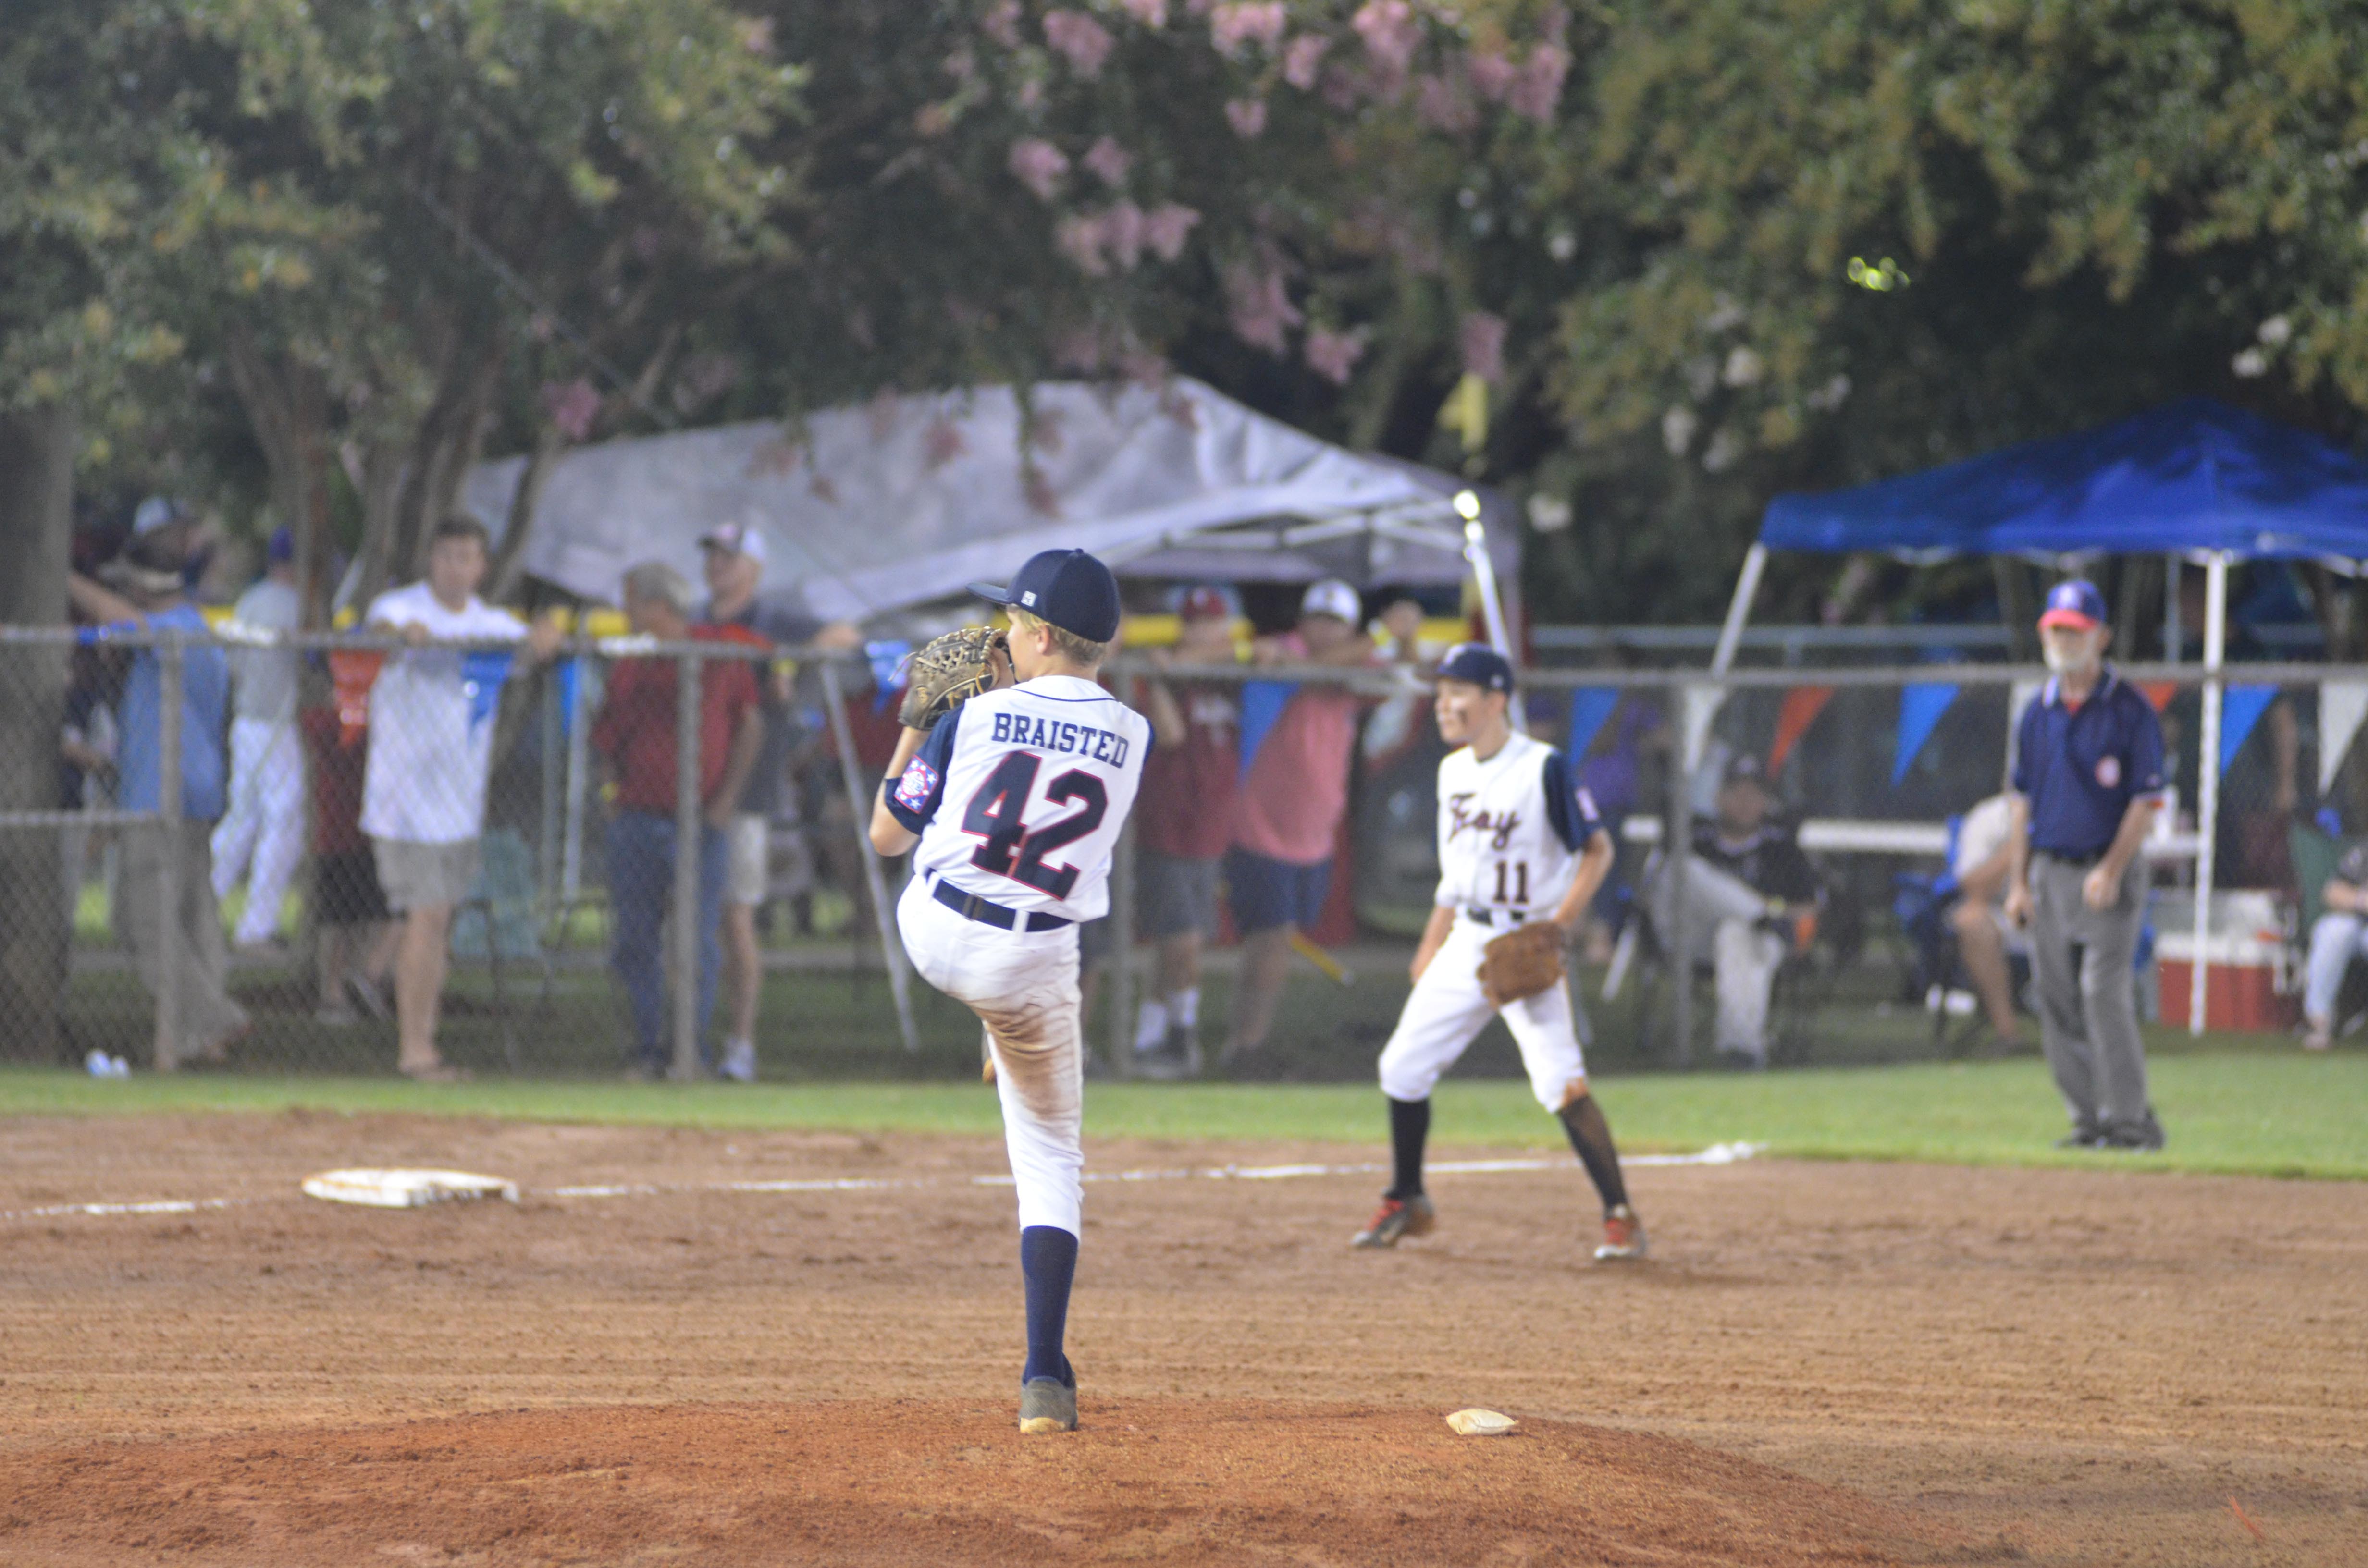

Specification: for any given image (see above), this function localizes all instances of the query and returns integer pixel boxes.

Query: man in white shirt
[210,527,305,950]
[363,517,562,1080]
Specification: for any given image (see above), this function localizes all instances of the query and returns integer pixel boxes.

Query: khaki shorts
[726,814,769,906]
[371,836,481,913]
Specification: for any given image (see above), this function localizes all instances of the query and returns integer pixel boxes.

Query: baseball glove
[1476,920,1566,1009]
[898,625,1010,730]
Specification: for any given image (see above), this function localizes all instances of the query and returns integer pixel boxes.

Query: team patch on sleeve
[893,756,941,813]
[1575,785,1602,825]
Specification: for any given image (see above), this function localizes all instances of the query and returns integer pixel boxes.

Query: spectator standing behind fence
[594,562,764,1080]
[1949,792,2029,1052]
[695,521,863,1083]
[58,647,119,927]
[1125,587,1242,1077]
[361,517,564,1081]
[301,702,397,1027]
[209,527,304,952]
[2002,579,2167,1152]
[68,543,249,1065]
[1653,753,1821,1069]
[1221,578,1381,1066]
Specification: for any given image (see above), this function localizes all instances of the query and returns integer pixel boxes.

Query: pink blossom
[542,378,603,442]
[1044,10,1116,77]
[1053,327,1106,373]
[1225,98,1268,137]
[1103,201,1147,269]
[1459,311,1506,384]
[1282,33,1331,89]
[1057,213,1110,275]
[1119,0,1168,24]
[982,0,1022,48]
[1224,261,1302,353]
[1144,202,1201,260]
[1507,44,1569,121]
[1083,135,1132,187]
[923,417,967,469]
[1304,327,1369,385]
[1415,73,1474,132]
[1352,1,1420,77]
[1023,463,1062,517]
[1467,49,1515,100]
[1008,137,1069,201]
[737,17,774,55]
[1210,2,1286,56]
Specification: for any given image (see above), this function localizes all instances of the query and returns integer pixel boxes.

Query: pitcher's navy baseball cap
[2038,578,2106,631]
[1435,642,1514,694]
[971,548,1122,643]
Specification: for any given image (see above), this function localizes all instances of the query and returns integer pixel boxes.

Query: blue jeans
[607,810,728,1073]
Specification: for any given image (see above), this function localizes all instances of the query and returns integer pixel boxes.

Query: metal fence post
[819,658,920,1054]
[153,634,184,1073]
[1107,811,1138,1077]
[2190,552,2229,1035]
[670,649,703,1079]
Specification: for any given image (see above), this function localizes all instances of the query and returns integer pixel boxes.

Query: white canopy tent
[462,377,1519,632]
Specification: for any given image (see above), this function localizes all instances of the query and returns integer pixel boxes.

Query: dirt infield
[3,1113,2364,1566]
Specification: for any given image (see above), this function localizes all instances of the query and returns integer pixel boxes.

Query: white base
[301,1168,519,1209]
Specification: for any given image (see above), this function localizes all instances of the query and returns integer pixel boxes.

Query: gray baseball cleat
[1018,1377,1077,1434]
[1351,1193,1436,1249]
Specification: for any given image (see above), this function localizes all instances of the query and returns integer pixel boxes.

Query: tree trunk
[0,406,75,1063]
[224,327,335,627]
[486,422,564,604]
[1993,557,2038,661]
[371,332,503,600]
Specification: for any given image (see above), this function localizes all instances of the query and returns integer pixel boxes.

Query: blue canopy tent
[1716,397,2368,1034]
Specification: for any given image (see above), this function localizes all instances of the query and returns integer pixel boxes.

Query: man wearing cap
[1653,751,1821,1068]
[69,541,250,1064]
[696,520,863,1083]
[869,549,1150,1437]
[1352,643,1647,1261]
[1222,577,1382,1064]
[211,527,306,951]
[2003,579,2168,1151]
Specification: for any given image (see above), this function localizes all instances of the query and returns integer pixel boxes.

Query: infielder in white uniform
[870,549,1148,1435]
[1353,644,1647,1262]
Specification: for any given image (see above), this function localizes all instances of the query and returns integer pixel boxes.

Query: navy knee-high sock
[1019,1225,1077,1387]
[1388,1096,1430,1199]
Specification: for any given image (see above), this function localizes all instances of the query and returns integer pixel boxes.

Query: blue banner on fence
[461,650,513,732]
[2220,685,2278,777]
[1892,683,1960,784]
[1566,687,1620,764]
[1236,680,1297,781]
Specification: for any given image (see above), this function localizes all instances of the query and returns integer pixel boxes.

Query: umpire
[2003,580,2167,1151]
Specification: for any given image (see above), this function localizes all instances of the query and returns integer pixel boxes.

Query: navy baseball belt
[2033,847,2109,868]
[932,875,1074,933]
[1464,907,1530,927]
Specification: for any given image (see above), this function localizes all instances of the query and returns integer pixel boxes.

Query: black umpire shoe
[2052,1125,2104,1150]
[2098,1112,2167,1152]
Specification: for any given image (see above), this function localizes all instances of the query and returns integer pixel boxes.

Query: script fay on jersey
[1431,732,1605,916]
[887,675,1152,923]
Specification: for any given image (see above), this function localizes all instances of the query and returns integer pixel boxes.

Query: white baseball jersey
[1432,731,1605,918]
[886,674,1151,924]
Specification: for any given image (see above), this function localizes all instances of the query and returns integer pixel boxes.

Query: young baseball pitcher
[869,549,1149,1434]
[1352,644,1647,1262]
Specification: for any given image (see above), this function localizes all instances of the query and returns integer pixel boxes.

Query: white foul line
[3,1144,1763,1222]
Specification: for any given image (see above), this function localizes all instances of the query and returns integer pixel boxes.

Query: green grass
[5,1051,2362,1179]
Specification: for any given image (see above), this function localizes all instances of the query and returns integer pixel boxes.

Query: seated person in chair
[1653,753,1821,1068]
[1950,793,2029,1051]
[2301,839,2368,1051]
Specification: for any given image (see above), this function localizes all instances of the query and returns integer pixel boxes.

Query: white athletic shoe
[719,1039,758,1083]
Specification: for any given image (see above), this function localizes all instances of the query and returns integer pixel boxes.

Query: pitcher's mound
[0,1399,1973,1566]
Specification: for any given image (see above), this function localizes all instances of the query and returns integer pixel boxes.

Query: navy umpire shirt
[2012,668,2166,859]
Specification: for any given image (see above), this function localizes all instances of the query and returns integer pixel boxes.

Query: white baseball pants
[897,878,1085,1236]
[1378,915,1588,1113]
[210,716,305,946]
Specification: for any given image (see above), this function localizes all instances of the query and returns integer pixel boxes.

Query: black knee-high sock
[1388,1096,1430,1199]
[1559,1093,1628,1214]
[1019,1225,1077,1387]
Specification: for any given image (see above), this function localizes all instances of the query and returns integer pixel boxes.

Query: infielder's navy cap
[2038,578,2106,631]
[970,548,1122,643]
[1435,642,1514,694]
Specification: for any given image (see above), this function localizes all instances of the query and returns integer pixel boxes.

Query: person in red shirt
[1223,579,1382,1064]
[299,703,399,1027]
[1124,587,1241,1075]
[591,562,764,1078]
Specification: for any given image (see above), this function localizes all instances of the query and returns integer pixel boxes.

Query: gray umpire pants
[2028,852,2149,1137]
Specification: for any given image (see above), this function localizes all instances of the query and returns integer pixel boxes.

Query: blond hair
[1010,608,1110,668]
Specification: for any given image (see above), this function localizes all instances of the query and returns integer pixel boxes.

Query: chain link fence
[0,620,2349,1078]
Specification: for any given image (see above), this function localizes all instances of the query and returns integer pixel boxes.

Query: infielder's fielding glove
[898,625,1010,730]
[1476,920,1566,1009]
